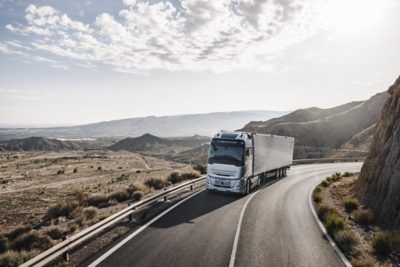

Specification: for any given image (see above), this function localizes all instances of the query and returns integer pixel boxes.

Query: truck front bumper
[206,176,245,194]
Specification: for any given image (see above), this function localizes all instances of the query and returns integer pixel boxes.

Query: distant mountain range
[108,134,210,155]
[0,137,85,151]
[241,92,389,159]
[0,110,287,140]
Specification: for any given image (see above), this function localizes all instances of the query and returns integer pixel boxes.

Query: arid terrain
[0,150,190,233]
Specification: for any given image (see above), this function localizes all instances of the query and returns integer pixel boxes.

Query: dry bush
[317,205,338,222]
[0,235,9,254]
[0,250,39,267]
[45,201,80,219]
[131,191,144,201]
[320,180,330,187]
[144,178,169,190]
[343,197,360,213]
[5,225,31,240]
[109,190,130,202]
[313,192,322,203]
[372,232,400,255]
[325,214,345,235]
[168,172,201,184]
[352,209,374,225]
[342,171,353,177]
[11,231,55,251]
[45,227,64,240]
[193,164,207,174]
[86,194,110,208]
[82,207,98,220]
[334,230,359,253]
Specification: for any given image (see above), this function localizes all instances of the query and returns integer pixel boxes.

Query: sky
[0,0,399,126]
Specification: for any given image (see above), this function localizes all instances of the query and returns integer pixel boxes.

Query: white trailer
[206,131,294,195]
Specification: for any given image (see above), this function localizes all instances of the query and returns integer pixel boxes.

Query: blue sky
[0,0,399,126]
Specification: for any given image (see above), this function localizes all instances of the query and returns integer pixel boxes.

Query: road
[85,163,362,267]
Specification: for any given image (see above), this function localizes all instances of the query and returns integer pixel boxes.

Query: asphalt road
[86,163,362,267]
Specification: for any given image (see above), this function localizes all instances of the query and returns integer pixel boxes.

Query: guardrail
[20,157,364,266]
[292,157,364,165]
[20,176,206,267]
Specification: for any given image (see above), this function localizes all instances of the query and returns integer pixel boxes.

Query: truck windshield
[208,139,244,166]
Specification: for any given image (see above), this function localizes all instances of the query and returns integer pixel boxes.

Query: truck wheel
[246,180,251,195]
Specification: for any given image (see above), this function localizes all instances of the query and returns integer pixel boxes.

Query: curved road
[85,163,362,267]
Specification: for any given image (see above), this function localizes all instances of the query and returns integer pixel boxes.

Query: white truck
[206,131,295,195]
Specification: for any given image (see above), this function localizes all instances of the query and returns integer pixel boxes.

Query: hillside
[355,76,400,230]
[0,110,287,140]
[0,137,84,151]
[164,144,211,164]
[108,134,210,155]
[241,92,389,159]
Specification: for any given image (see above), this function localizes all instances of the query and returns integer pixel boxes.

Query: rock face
[355,76,400,230]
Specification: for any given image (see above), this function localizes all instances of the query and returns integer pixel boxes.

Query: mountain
[355,76,400,230]
[108,134,210,155]
[0,137,84,151]
[241,92,389,159]
[0,110,287,140]
[164,143,211,164]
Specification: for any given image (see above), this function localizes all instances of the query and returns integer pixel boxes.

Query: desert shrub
[342,171,353,177]
[353,209,374,225]
[71,189,89,203]
[167,172,182,184]
[168,172,200,184]
[5,225,31,240]
[317,205,338,222]
[193,164,207,174]
[372,232,398,255]
[343,197,360,213]
[0,235,9,254]
[73,168,78,173]
[45,201,80,219]
[131,191,144,201]
[144,178,168,190]
[109,190,130,202]
[180,172,201,180]
[325,214,345,235]
[351,257,375,267]
[313,192,322,203]
[56,170,64,175]
[82,207,98,220]
[0,250,39,267]
[314,186,322,193]
[45,227,64,240]
[86,194,109,207]
[320,180,330,187]
[334,230,358,253]
[331,172,342,181]
[11,231,55,251]
[97,166,102,171]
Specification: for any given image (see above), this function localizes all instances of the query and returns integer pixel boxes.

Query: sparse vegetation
[97,166,102,171]
[82,207,98,220]
[372,232,400,255]
[334,230,358,253]
[316,205,338,222]
[73,168,78,173]
[352,209,374,225]
[325,213,345,235]
[342,171,353,177]
[144,178,169,189]
[313,192,322,203]
[86,194,109,208]
[56,169,65,175]
[167,171,200,184]
[45,201,80,219]
[343,197,359,213]
[193,164,207,174]
[351,257,375,267]
[0,250,39,267]
[109,190,130,202]
[0,235,9,254]
[11,231,55,252]
[45,227,64,240]
[131,191,144,201]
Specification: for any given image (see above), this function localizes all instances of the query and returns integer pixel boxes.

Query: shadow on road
[150,176,285,229]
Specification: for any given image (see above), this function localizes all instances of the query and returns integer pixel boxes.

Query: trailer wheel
[256,176,261,187]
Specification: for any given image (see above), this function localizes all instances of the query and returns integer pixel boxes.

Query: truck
[206,131,295,195]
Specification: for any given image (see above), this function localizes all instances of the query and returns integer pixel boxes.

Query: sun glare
[324,0,389,33]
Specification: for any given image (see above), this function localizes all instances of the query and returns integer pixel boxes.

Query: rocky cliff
[355,76,400,230]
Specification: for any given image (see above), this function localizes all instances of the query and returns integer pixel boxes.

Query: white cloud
[4,1,328,73]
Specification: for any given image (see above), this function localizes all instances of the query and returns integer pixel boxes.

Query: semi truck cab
[206,131,257,195]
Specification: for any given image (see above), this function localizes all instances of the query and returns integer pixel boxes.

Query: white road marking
[88,189,205,267]
[229,190,260,267]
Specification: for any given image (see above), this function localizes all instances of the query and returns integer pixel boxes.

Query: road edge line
[229,190,260,267]
[88,189,205,267]
[308,183,352,267]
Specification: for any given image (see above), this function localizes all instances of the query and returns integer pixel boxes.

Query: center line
[229,190,260,267]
